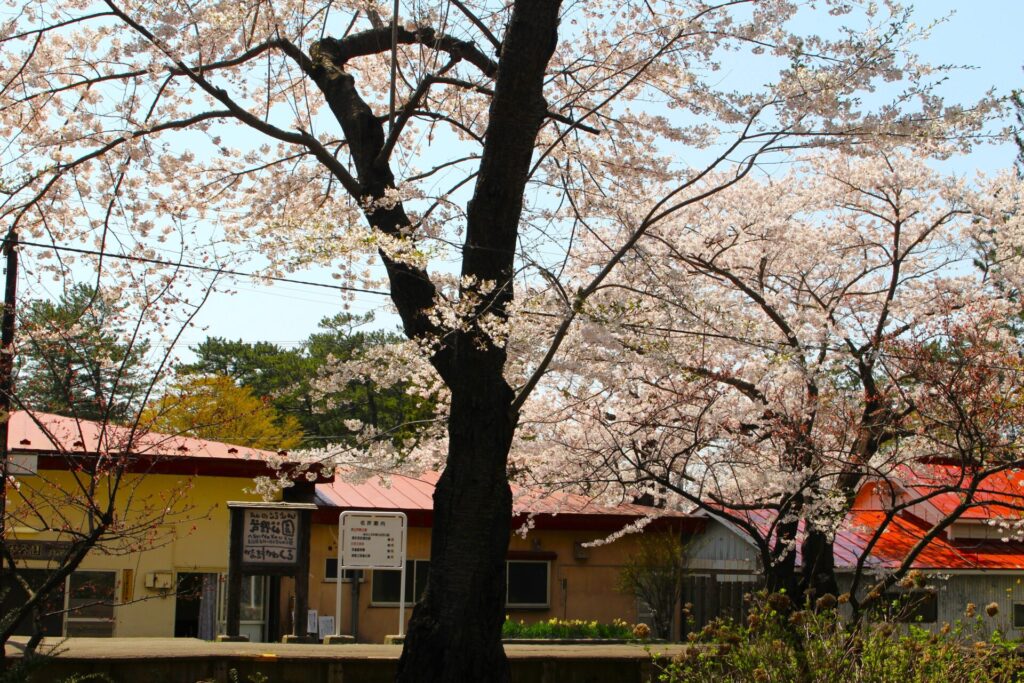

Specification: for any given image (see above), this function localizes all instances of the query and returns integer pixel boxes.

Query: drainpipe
[350,570,361,640]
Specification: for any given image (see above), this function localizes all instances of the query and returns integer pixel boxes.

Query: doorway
[174,572,218,639]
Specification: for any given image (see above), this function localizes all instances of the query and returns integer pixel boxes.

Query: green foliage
[58,674,115,683]
[501,616,641,640]
[659,592,1022,683]
[15,284,151,421]
[180,313,435,447]
[617,533,686,640]
[0,653,53,683]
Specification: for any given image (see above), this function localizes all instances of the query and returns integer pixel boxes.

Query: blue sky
[177,1,1024,352]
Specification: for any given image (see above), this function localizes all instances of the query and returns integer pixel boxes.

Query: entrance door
[175,573,219,639]
[216,574,269,642]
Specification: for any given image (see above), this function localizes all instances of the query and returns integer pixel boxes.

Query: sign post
[336,511,407,639]
[224,501,316,642]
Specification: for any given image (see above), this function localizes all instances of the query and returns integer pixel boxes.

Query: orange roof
[719,485,1024,572]
[898,463,1024,520]
[836,510,1024,571]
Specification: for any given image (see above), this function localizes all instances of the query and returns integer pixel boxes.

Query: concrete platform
[4,637,687,682]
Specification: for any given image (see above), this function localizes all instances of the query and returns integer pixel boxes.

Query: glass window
[371,561,429,605]
[66,571,115,637]
[1013,603,1024,629]
[239,575,266,622]
[880,591,937,624]
[324,558,361,583]
[506,561,549,608]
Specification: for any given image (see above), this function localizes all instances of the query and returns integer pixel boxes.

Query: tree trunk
[396,374,516,682]
[394,3,561,681]
[800,529,839,602]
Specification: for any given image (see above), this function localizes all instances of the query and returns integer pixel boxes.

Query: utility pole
[0,227,18,632]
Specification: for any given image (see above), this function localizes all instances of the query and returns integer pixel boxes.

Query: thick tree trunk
[766,516,800,598]
[396,374,516,682]
[309,2,561,678]
[800,529,839,602]
[394,4,562,681]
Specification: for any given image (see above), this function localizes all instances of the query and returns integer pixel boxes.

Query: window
[880,590,937,624]
[324,558,363,583]
[1014,603,1024,629]
[367,559,550,608]
[506,561,549,608]
[371,561,430,605]
[66,571,116,636]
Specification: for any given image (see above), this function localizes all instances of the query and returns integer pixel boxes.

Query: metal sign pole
[335,541,344,636]
[398,556,406,637]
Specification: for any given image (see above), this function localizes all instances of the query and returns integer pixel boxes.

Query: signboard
[242,508,299,565]
[7,540,73,561]
[336,511,408,637]
[225,502,316,641]
[340,513,405,569]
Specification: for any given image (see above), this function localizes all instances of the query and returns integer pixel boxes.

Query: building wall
[684,517,761,574]
[7,468,264,638]
[305,523,660,642]
[838,572,1024,638]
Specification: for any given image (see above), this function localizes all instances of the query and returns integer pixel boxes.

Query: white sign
[336,511,408,637]
[307,609,318,634]
[318,615,335,638]
[340,513,405,569]
[242,508,299,564]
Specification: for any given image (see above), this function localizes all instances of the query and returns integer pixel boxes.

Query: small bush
[658,591,1023,683]
[501,616,642,640]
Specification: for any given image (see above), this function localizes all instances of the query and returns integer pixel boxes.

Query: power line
[17,240,1022,372]
[18,240,392,298]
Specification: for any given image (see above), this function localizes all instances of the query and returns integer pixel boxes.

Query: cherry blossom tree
[1,261,221,662]
[517,151,1024,605]
[0,0,994,678]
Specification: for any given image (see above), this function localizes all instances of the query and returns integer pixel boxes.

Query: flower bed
[502,617,649,641]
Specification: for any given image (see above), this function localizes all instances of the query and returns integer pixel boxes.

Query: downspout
[350,569,361,640]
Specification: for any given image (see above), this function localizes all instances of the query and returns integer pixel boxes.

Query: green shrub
[658,591,1022,683]
[501,616,643,640]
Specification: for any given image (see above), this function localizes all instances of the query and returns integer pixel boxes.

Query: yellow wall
[306,523,653,643]
[7,468,266,637]
[8,469,669,643]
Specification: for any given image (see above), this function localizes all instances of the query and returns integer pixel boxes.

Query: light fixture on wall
[572,541,590,561]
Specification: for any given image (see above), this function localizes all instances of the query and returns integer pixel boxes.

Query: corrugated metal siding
[839,573,1024,638]
[685,519,761,573]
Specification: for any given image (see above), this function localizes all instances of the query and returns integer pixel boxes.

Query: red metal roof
[315,470,694,529]
[719,477,1024,572]
[897,464,1024,520]
[7,410,302,478]
[836,510,1024,571]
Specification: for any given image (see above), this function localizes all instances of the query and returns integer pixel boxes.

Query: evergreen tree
[16,285,151,422]
[180,314,434,447]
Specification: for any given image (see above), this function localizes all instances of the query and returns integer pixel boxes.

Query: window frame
[370,560,430,607]
[323,557,364,584]
[505,560,550,609]
[64,570,117,637]
[1013,602,1024,629]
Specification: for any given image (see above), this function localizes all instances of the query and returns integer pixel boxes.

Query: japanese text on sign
[340,514,404,569]
[242,509,298,565]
